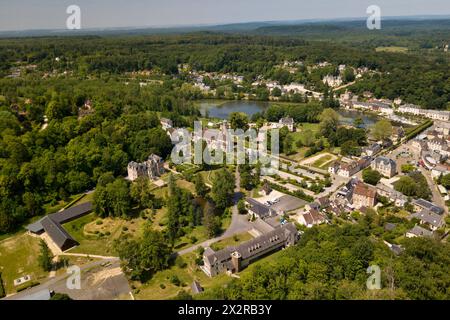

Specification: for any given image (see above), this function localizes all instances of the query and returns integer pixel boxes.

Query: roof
[302,209,326,226]
[353,182,377,199]
[407,225,433,238]
[373,156,396,168]
[41,216,78,250]
[27,202,93,234]
[205,223,298,265]
[191,281,204,294]
[384,222,397,231]
[411,210,444,228]
[246,198,274,219]
[413,199,444,215]
[279,117,294,125]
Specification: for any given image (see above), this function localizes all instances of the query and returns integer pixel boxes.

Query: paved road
[176,167,253,256]
[3,258,126,300]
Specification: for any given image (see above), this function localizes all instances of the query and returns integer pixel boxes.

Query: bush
[170,275,181,287]
[160,284,166,289]
[95,219,103,225]
[122,226,128,232]
[0,273,5,298]
[175,256,187,269]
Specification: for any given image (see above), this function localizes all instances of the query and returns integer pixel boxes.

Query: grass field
[0,233,48,294]
[210,232,253,251]
[311,154,334,169]
[286,123,321,160]
[133,251,232,300]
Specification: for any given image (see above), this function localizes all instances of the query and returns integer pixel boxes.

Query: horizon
[1,0,450,32]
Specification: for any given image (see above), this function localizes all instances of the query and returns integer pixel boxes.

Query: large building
[398,104,450,121]
[371,156,397,178]
[202,223,299,277]
[127,154,165,181]
[352,182,377,209]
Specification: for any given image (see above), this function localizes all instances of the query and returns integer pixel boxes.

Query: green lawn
[312,154,334,168]
[375,46,408,53]
[134,251,232,300]
[210,232,253,251]
[0,233,48,294]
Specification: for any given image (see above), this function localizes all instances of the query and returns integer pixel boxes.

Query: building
[246,198,276,220]
[406,225,434,238]
[202,223,299,277]
[431,164,450,179]
[371,157,397,178]
[410,210,444,231]
[338,161,360,178]
[279,117,295,132]
[297,209,327,228]
[435,121,450,136]
[127,154,165,181]
[398,104,450,121]
[363,143,381,157]
[412,199,444,215]
[191,281,204,295]
[41,217,78,251]
[259,181,272,196]
[328,161,341,174]
[376,183,408,207]
[352,182,377,209]
[160,118,173,131]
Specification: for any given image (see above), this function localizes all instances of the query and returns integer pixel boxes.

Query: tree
[203,201,221,237]
[50,293,72,300]
[362,168,382,185]
[372,119,393,141]
[283,134,294,155]
[193,173,208,197]
[394,176,417,197]
[340,140,361,157]
[93,178,131,218]
[211,168,235,210]
[38,240,53,272]
[441,173,450,189]
[229,112,249,131]
[319,108,339,137]
[237,199,247,214]
[116,229,171,281]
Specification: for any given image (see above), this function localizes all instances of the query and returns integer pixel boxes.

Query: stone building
[127,154,165,181]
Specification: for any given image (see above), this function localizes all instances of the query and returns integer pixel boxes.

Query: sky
[0,0,450,31]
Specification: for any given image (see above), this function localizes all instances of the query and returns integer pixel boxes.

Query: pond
[198,100,379,128]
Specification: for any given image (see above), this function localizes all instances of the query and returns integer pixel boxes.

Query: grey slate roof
[246,198,274,219]
[411,210,444,228]
[413,199,444,215]
[41,216,78,250]
[26,202,93,234]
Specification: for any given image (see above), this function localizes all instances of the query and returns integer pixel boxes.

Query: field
[133,251,232,300]
[65,213,148,256]
[286,123,321,160]
[375,46,408,53]
[210,232,253,251]
[0,233,48,294]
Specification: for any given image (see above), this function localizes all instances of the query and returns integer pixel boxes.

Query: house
[279,117,295,132]
[410,210,444,231]
[160,118,173,131]
[398,104,450,121]
[202,223,299,277]
[431,164,450,179]
[338,161,360,178]
[127,154,165,181]
[376,183,408,207]
[246,198,275,220]
[328,161,341,174]
[297,209,327,228]
[406,225,434,238]
[352,182,377,209]
[317,197,330,209]
[427,138,448,153]
[412,199,444,215]
[435,121,450,136]
[363,143,381,157]
[371,157,397,178]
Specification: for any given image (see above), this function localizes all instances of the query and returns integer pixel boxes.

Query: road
[176,167,253,256]
[3,257,129,300]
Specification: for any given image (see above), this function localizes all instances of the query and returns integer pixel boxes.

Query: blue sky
[0,0,449,31]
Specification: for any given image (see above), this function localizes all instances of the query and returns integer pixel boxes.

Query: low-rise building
[412,198,444,215]
[202,223,299,277]
[376,183,408,207]
[279,117,295,132]
[410,210,445,231]
[371,156,397,178]
[363,143,381,157]
[160,118,173,131]
[297,209,327,228]
[431,164,450,179]
[246,198,276,220]
[406,225,434,238]
[352,182,377,209]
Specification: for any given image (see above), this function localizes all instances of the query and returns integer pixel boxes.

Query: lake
[198,100,379,128]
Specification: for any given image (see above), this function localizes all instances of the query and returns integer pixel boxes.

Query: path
[176,167,253,256]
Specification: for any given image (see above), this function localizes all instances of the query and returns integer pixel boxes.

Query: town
[0,13,449,303]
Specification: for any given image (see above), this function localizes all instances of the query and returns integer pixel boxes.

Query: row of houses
[398,104,450,121]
